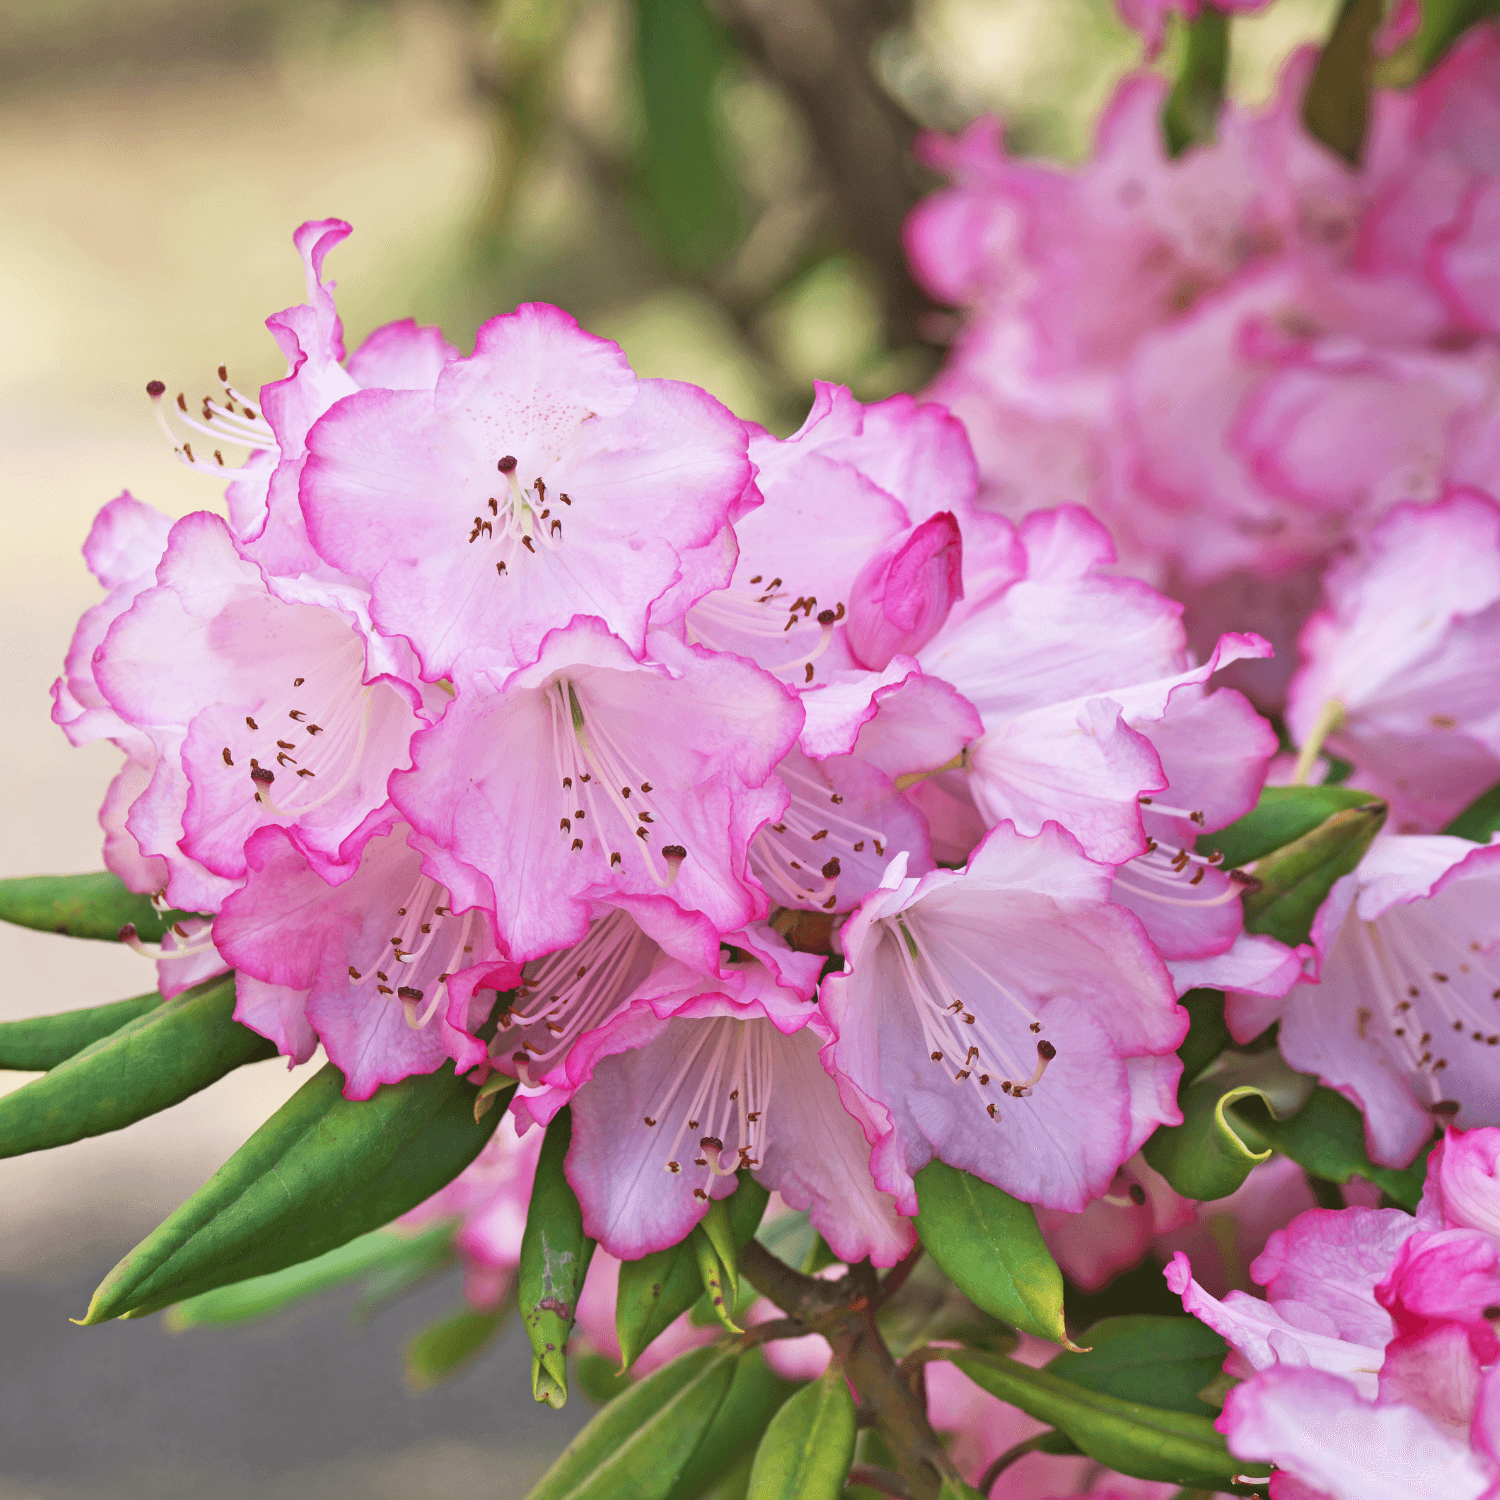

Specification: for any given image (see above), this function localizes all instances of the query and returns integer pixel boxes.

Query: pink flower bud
[845,512,964,671]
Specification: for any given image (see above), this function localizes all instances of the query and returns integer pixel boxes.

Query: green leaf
[1162,7,1229,155]
[1445,778,1500,842]
[744,1362,856,1500]
[405,1304,508,1389]
[83,1064,508,1323]
[947,1351,1268,1490]
[699,1198,739,1305]
[616,1174,768,1372]
[1241,800,1387,946]
[634,0,742,273]
[693,1224,742,1334]
[1045,1316,1229,1417]
[937,1483,988,1500]
[1230,1087,1428,1209]
[526,1344,738,1500]
[1197,785,1386,870]
[1303,0,1384,165]
[1175,989,1231,1088]
[0,976,274,1159]
[1143,1080,1271,1202]
[665,1350,795,1500]
[518,1106,596,1408]
[0,871,194,943]
[1405,0,1500,71]
[0,990,165,1072]
[913,1160,1070,1347]
[575,1352,636,1406]
[166,1220,457,1329]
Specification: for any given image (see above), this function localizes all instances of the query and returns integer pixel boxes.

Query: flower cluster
[1172,1127,1500,1500]
[57,216,1297,1269]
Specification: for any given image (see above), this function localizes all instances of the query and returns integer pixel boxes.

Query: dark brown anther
[497,562,507,576]
[987,1102,997,1119]
[804,663,815,684]
[222,747,233,766]
[289,710,306,721]
[397,986,424,1001]
[559,492,571,505]
[521,536,536,553]
[662,845,686,859]
[306,724,322,735]
[217,364,228,382]
[1029,1021,1041,1033]
[1037,1039,1057,1061]
[821,858,841,879]
[817,608,836,625]
[250,765,274,785]
[348,966,361,979]
[498,455,517,473]
[183,442,195,461]
[277,739,295,750]
[297,768,314,778]
[245,716,258,730]
[176,392,188,412]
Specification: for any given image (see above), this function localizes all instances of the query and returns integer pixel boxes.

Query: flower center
[146,369,276,474]
[493,910,658,1085]
[640,1016,777,1198]
[469,455,572,580]
[544,678,688,888]
[686,577,843,684]
[1355,905,1500,1108]
[889,914,1056,1116]
[750,751,888,912]
[345,871,480,1030]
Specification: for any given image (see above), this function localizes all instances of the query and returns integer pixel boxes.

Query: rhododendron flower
[1227,835,1500,1168]
[916,506,1276,867]
[392,618,801,962]
[844,511,965,672]
[52,492,178,896]
[683,382,975,686]
[301,303,750,682]
[94,512,438,896]
[823,822,1184,1213]
[214,817,521,1098]
[559,926,915,1265]
[753,657,981,913]
[1288,492,1500,833]
[400,1111,543,1310]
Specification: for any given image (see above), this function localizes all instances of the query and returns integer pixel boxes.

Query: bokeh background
[0,0,1339,1493]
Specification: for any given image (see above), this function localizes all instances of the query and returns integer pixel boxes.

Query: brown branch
[849,1464,916,1498]
[871,1243,924,1310]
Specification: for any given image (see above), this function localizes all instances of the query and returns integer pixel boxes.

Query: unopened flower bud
[845,512,964,671]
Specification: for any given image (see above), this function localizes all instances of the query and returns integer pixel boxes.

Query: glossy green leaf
[519,1106,595,1407]
[1241,800,1387,946]
[699,1198,739,1304]
[634,0,742,273]
[665,1350,794,1500]
[913,1160,1069,1347]
[0,976,274,1159]
[166,1220,457,1329]
[0,871,194,942]
[616,1174,769,1372]
[84,1065,508,1323]
[1045,1316,1228,1417]
[405,1305,507,1389]
[947,1351,1268,1490]
[0,990,165,1072]
[1230,1087,1427,1209]
[1175,989,1231,1088]
[1197,784,1385,870]
[1445,778,1500,842]
[1397,0,1498,73]
[526,1344,738,1500]
[745,1362,856,1500]
[937,1483,987,1500]
[1162,6,1228,155]
[575,1352,635,1406]
[693,1225,742,1334]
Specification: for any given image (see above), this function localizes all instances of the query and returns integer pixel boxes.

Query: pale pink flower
[390,617,802,963]
[300,302,750,682]
[681,383,975,687]
[1227,835,1500,1169]
[400,1111,544,1310]
[1421,1125,1500,1240]
[753,657,981,913]
[558,924,914,1264]
[844,512,965,672]
[52,492,177,896]
[213,817,521,1098]
[92,511,438,902]
[823,822,1184,1214]
[1287,492,1500,834]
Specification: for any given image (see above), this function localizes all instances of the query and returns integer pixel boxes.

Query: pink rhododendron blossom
[560,926,914,1264]
[301,302,750,681]
[683,383,975,686]
[95,511,438,893]
[1287,492,1500,833]
[1227,835,1500,1168]
[400,1111,543,1310]
[1421,1126,1500,1240]
[214,817,521,1098]
[844,512,965,672]
[824,823,1184,1213]
[392,618,801,962]
[754,658,981,913]
[52,492,177,895]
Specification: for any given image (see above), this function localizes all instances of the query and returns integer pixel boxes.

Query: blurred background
[0,0,1337,1493]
